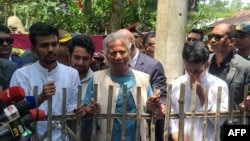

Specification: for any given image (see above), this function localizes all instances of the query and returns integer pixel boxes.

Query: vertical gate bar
[190,84,197,141]
[178,83,186,141]
[135,86,141,141]
[76,85,83,141]
[121,85,127,141]
[61,88,67,141]
[106,85,113,141]
[202,85,209,141]
[242,85,248,124]
[227,85,235,125]
[33,86,38,141]
[47,97,52,141]
[150,85,160,141]
[91,84,98,141]
[163,84,172,141]
[213,87,222,141]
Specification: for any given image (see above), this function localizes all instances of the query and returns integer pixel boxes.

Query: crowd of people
[0,21,250,141]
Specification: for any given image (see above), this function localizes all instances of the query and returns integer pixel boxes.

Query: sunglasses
[0,37,14,45]
[186,37,199,42]
[208,34,224,42]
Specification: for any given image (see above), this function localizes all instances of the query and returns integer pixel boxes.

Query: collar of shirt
[129,48,139,68]
[33,61,60,75]
[211,51,233,67]
[9,56,12,61]
[81,68,94,83]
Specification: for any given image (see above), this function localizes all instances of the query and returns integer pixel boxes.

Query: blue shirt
[84,71,152,141]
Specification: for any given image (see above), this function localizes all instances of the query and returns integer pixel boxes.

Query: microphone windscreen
[15,100,35,115]
[0,86,25,105]
[0,100,7,113]
[25,96,36,108]
[28,108,46,121]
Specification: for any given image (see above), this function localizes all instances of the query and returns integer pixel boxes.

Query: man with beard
[10,22,85,140]
[68,34,95,141]
[69,34,95,98]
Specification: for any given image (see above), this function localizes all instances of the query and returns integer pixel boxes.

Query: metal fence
[1,84,250,141]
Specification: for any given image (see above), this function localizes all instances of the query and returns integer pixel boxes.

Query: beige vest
[94,68,150,141]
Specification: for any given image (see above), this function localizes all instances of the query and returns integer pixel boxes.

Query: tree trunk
[110,0,122,32]
[84,0,92,15]
[155,0,188,84]
[4,3,8,26]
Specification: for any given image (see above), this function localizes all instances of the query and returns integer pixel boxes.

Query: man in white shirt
[10,22,85,141]
[170,41,229,141]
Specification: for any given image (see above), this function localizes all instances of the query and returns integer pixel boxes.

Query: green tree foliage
[0,0,249,34]
[186,0,245,32]
[0,0,158,34]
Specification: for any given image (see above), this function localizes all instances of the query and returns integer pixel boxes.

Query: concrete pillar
[155,0,188,83]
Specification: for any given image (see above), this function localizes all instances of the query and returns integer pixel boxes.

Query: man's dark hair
[182,41,209,64]
[143,32,155,45]
[0,25,11,34]
[227,24,238,39]
[29,22,59,47]
[188,28,204,41]
[68,34,95,57]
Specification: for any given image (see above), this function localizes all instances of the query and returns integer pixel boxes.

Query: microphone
[0,125,20,141]
[25,96,36,108]
[0,108,45,139]
[3,105,20,122]
[0,100,7,113]
[21,108,46,125]
[0,86,25,105]
[0,99,36,122]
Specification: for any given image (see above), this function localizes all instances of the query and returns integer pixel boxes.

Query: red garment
[11,34,31,50]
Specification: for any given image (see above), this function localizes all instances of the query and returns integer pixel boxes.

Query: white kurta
[170,71,229,141]
[10,61,80,141]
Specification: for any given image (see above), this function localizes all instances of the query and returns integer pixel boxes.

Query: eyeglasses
[0,37,14,45]
[208,34,224,42]
[186,37,199,42]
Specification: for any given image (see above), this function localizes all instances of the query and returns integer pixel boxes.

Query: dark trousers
[155,119,165,141]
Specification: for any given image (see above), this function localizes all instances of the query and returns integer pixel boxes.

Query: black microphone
[0,100,7,113]
[0,125,20,141]
[0,108,45,139]
[0,99,36,122]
